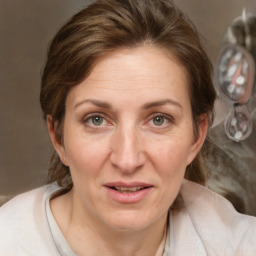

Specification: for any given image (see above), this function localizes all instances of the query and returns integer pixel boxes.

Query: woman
[0,0,256,255]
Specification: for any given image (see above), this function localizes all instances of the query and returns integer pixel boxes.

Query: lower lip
[105,187,153,203]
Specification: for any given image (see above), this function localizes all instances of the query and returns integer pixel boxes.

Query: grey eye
[153,116,165,126]
[92,116,104,126]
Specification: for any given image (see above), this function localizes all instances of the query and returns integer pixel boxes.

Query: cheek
[149,138,189,207]
[64,133,111,175]
[146,134,192,172]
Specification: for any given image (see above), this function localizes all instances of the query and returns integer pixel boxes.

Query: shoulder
[178,180,256,254]
[0,184,59,220]
[0,186,47,216]
[0,184,60,255]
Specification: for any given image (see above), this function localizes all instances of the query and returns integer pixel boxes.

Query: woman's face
[50,46,207,232]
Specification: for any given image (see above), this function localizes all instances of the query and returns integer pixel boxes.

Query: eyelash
[148,113,175,127]
[82,112,175,128]
[82,113,110,127]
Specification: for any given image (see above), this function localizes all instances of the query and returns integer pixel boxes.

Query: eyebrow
[74,98,182,110]
[142,99,182,109]
[74,99,112,109]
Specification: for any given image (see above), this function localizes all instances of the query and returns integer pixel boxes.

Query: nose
[110,124,146,174]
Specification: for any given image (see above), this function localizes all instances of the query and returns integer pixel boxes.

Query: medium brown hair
[40,0,216,190]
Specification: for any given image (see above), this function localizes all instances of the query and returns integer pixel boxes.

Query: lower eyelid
[82,114,114,128]
[150,118,169,126]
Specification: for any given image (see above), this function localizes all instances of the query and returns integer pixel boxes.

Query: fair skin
[47,46,208,256]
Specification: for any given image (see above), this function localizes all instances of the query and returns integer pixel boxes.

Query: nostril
[109,128,145,173]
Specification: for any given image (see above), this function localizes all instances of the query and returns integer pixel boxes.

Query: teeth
[114,186,144,193]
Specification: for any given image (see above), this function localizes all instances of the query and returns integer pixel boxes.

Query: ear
[186,114,208,165]
[46,115,69,166]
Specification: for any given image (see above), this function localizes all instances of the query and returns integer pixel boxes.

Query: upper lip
[104,182,153,188]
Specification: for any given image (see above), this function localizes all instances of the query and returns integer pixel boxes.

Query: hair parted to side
[40,0,216,192]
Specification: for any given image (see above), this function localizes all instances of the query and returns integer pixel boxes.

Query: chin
[104,209,159,232]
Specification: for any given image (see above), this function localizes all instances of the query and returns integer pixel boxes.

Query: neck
[51,190,168,256]
[70,224,167,256]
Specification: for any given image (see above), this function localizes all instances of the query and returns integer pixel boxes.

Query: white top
[0,180,256,256]
[45,196,78,256]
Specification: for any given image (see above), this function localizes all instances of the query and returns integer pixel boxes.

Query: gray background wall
[1,1,256,209]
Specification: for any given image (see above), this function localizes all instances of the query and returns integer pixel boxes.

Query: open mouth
[108,186,150,193]
[104,183,153,203]
[110,186,148,193]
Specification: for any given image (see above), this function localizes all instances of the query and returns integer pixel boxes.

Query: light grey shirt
[1,180,256,255]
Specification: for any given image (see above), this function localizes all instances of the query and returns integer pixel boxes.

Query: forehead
[90,46,187,85]
[66,46,190,108]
